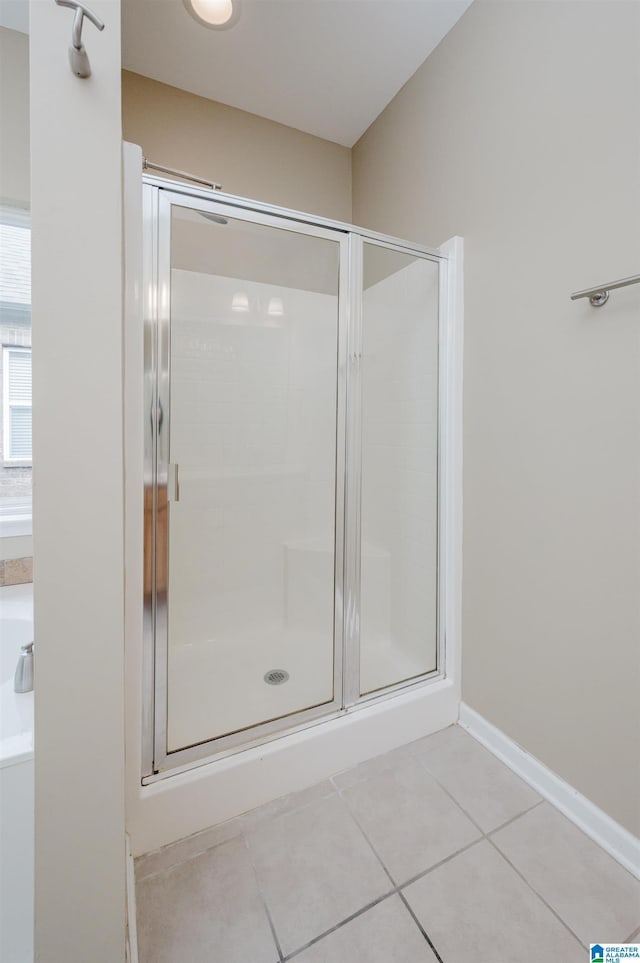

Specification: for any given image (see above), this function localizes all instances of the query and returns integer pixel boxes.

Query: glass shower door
[358,241,441,694]
[157,195,345,758]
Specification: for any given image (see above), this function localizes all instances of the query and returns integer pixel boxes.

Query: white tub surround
[0,535,33,562]
[0,582,34,963]
[0,582,34,761]
[0,497,32,540]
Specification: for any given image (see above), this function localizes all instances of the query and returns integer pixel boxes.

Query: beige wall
[353,0,640,835]
[122,70,352,222]
[0,26,29,207]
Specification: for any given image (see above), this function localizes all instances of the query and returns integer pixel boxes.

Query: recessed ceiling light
[183,0,241,30]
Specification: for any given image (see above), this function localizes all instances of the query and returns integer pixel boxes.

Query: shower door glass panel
[359,243,439,694]
[165,204,341,752]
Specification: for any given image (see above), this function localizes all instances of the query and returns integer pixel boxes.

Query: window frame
[2,344,32,466]
[0,204,33,538]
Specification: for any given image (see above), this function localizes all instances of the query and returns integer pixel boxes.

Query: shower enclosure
[142,178,449,777]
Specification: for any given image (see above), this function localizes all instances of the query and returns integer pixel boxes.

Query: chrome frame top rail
[570,272,640,307]
[141,172,446,262]
[143,159,223,192]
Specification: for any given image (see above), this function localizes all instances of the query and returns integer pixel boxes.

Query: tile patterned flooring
[135,725,640,963]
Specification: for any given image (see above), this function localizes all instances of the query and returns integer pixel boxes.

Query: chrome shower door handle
[168,463,180,502]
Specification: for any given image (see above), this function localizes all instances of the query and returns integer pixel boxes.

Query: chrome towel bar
[570,273,640,307]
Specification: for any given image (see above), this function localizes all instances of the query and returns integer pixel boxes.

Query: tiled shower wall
[167,261,440,662]
[167,270,339,644]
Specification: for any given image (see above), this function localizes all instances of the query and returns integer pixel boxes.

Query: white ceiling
[0,0,472,147]
[122,0,472,147]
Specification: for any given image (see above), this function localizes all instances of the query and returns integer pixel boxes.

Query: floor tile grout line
[136,760,478,961]
[486,798,546,836]
[411,747,636,951]
[263,899,285,963]
[338,748,589,958]
[135,836,244,884]
[263,902,285,962]
[337,775,493,890]
[335,791,397,888]
[135,725,532,883]
[329,760,403,794]
[243,835,285,962]
[135,730,633,960]
[335,742,544,890]
[485,835,588,950]
[395,889,445,963]
[416,736,637,885]
[258,887,285,963]
[238,792,339,850]
[394,837,486,892]
[135,823,245,867]
[336,790,446,963]
[328,741,423,792]
[282,889,398,962]
[411,750,500,836]
[279,820,482,961]
[411,751,558,871]
[135,786,338,883]
[134,832,245,883]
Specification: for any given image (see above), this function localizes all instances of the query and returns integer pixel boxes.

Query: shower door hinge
[168,463,180,502]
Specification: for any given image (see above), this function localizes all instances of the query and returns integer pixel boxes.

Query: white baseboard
[125,833,139,963]
[459,703,640,880]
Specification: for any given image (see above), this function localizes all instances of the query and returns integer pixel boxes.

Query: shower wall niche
[143,181,448,777]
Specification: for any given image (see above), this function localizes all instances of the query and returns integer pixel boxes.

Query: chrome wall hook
[54,0,105,79]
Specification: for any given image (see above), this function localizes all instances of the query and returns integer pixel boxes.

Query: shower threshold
[165,622,430,754]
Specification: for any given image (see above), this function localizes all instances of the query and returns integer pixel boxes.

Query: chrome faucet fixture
[14,641,34,694]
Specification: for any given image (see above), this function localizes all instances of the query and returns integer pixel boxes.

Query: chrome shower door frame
[142,175,450,780]
[145,185,350,775]
[342,234,446,707]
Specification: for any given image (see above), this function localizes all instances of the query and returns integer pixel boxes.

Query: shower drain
[264,669,290,686]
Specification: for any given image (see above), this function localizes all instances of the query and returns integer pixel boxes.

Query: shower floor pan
[166,623,427,754]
